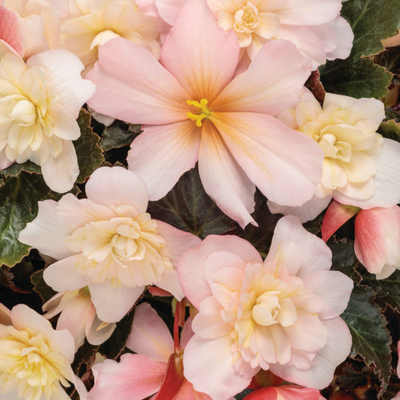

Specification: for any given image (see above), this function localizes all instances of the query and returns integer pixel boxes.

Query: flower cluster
[0,0,399,399]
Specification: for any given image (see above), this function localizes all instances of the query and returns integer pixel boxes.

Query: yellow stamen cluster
[186,99,212,127]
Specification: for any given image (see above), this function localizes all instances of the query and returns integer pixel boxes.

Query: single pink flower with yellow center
[178,216,353,400]
[87,0,324,228]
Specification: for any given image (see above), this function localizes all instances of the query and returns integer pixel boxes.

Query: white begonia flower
[0,42,96,192]
[268,92,400,222]
[53,0,161,77]
[0,303,87,400]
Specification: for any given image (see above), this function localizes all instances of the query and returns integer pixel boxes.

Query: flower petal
[244,386,322,400]
[87,37,189,125]
[326,16,354,60]
[183,334,252,400]
[160,0,239,103]
[211,112,324,207]
[18,200,75,259]
[0,5,25,57]
[156,0,188,26]
[178,235,262,309]
[198,121,256,228]
[41,139,79,193]
[89,354,166,400]
[126,303,174,363]
[127,121,200,200]
[89,280,144,323]
[211,39,312,115]
[85,166,149,212]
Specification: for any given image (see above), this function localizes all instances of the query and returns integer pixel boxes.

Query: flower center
[90,30,122,51]
[317,131,352,162]
[186,99,212,127]
[0,327,71,400]
[7,98,37,127]
[233,3,260,33]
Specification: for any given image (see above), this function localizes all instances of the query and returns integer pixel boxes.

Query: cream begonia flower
[268,92,400,223]
[0,43,95,192]
[53,0,160,77]
[43,287,116,350]
[19,166,201,324]
[178,216,353,400]
[0,303,87,400]
[0,0,60,60]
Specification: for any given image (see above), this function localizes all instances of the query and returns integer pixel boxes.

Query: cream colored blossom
[54,0,160,77]
[0,304,85,400]
[0,45,95,192]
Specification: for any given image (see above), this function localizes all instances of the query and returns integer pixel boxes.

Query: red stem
[174,301,181,352]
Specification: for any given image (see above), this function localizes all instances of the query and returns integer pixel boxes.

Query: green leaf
[239,190,281,257]
[384,108,400,122]
[320,0,400,98]
[98,310,135,360]
[378,119,400,142]
[328,240,362,283]
[0,172,59,267]
[147,166,235,238]
[0,161,41,178]
[100,121,141,152]
[30,269,57,303]
[341,286,392,395]
[74,109,104,183]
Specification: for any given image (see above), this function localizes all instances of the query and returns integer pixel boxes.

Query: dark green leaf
[341,286,392,395]
[320,0,400,98]
[30,269,57,303]
[98,310,135,360]
[0,172,58,267]
[378,119,400,142]
[74,109,104,183]
[374,48,400,75]
[100,121,140,151]
[384,108,400,122]
[239,190,281,257]
[0,161,41,177]
[147,166,235,238]
[235,389,253,400]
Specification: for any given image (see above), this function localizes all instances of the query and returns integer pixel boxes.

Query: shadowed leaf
[31,269,57,303]
[100,121,141,151]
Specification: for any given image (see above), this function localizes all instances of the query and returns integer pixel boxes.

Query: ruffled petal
[0,5,25,57]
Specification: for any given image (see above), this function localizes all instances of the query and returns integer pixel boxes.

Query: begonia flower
[53,0,160,77]
[88,302,220,400]
[87,0,324,228]
[0,303,87,400]
[19,166,201,323]
[269,92,400,223]
[244,385,322,400]
[43,287,116,350]
[322,200,400,280]
[0,42,95,192]
[177,215,353,399]
[0,1,60,60]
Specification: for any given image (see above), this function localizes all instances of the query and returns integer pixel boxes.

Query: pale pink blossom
[244,385,322,400]
[178,215,353,400]
[0,303,87,400]
[43,287,116,350]
[0,42,95,192]
[19,166,201,323]
[269,91,400,223]
[0,1,60,60]
[88,302,218,400]
[53,0,160,77]
[322,200,400,280]
[87,0,324,228]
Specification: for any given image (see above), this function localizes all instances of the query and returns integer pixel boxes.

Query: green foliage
[378,119,400,142]
[100,121,141,151]
[329,241,361,283]
[341,286,392,395]
[0,161,41,177]
[320,0,400,98]
[147,166,235,238]
[31,270,57,303]
[74,109,104,183]
[0,172,59,267]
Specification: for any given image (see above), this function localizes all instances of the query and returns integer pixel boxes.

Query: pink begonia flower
[382,30,400,48]
[43,287,117,350]
[322,200,400,280]
[0,303,87,400]
[136,0,353,72]
[52,0,160,77]
[87,0,324,228]
[244,385,322,400]
[0,1,60,60]
[88,302,222,400]
[0,41,95,192]
[19,166,201,323]
[269,91,400,223]
[178,215,353,400]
